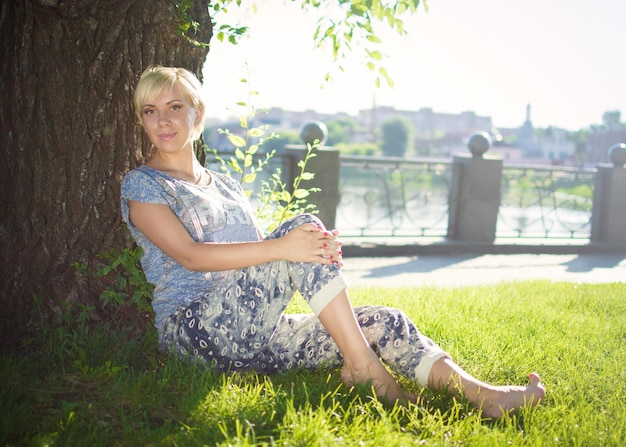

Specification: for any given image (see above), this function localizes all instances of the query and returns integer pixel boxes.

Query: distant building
[357,106,492,143]
[205,103,586,166]
[505,104,576,165]
[586,124,626,164]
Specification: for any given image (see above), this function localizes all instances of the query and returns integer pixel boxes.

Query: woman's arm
[128,200,342,272]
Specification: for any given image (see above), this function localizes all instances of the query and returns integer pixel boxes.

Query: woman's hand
[279,223,343,267]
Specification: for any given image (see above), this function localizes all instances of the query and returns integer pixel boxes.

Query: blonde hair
[134,66,207,139]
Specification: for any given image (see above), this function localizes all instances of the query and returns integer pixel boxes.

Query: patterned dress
[120,165,448,386]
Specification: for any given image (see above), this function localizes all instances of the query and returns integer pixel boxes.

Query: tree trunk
[0,0,212,349]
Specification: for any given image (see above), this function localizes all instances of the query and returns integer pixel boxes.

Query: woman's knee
[287,213,323,228]
[356,305,409,333]
[267,213,324,239]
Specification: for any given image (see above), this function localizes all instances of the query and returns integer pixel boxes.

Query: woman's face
[140,84,200,155]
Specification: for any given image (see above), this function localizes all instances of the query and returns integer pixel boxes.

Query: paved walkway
[341,253,626,288]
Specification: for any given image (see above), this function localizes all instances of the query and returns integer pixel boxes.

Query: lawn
[2,281,625,446]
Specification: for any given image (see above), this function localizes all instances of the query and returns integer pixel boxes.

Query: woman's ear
[195,105,204,126]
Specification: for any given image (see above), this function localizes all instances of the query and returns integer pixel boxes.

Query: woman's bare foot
[476,373,546,418]
[340,351,417,405]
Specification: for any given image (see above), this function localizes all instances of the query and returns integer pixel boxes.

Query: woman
[120,66,545,418]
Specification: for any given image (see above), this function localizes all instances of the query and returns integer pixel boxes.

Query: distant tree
[602,110,621,127]
[326,118,358,146]
[263,132,301,153]
[380,117,413,157]
[567,129,589,166]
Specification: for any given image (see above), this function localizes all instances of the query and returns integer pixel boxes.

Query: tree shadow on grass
[360,255,480,280]
[2,317,538,447]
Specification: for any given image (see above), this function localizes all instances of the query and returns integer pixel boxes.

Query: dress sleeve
[120,168,169,227]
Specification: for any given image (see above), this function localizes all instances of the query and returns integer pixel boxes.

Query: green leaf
[367,49,383,61]
[227,134,246,147]
[299,172,315,180]
[228,156,242,172]
[248,127,266,137]
[242,173,257,183]
[243,153,253,168]
[293,189,310,199]
[366,34,382,43]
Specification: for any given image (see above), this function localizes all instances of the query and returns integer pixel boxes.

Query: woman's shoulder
[124,164,171,184]
[123,164,150,178]
[121,165,168,200]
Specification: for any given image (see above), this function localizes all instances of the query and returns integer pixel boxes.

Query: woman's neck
[147,152,207,185]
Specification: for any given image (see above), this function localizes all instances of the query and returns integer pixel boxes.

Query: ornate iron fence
[337,156,452,237]
[207,150,597,240]
[498,165,595,239]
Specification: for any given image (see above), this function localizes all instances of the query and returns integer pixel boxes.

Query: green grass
[2,281,625,446]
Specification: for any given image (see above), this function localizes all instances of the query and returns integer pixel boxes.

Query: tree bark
[0,0,212,349]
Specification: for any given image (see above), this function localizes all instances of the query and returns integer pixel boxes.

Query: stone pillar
[285,121,340,230]
[590,143,626,245]
[447,132,503,242]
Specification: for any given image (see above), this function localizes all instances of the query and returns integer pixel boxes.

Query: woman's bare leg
[428,357,546,418]
[316,290,545,415]
[317,290,416,403]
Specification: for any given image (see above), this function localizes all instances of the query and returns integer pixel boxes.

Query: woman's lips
[159,133,176,141]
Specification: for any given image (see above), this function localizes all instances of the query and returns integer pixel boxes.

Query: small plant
[211,118,278,194]
[95,246,154,314]
[208,73,320,232]
[255,144,320,232]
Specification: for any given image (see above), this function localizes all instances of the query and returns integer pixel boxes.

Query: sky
[202,0,626,130]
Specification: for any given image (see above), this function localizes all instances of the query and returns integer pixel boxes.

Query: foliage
[567,128,589,165]
[303,0,428,87]
[177,0,429,87]
[325,118,359,146]
[95,247,154,314]
[4,281,626,445]
[255,144,320,232]
[174,0,248,46]
[336,141,380,156]
[210,120,278,189]
[602,110,622,127]
[380,116,413,157]
[208,74,320,232]
[71,245,154,318]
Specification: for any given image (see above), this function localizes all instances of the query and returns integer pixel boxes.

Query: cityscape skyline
[202,0,625,131]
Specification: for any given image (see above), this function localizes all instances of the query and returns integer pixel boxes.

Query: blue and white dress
[120,165,447,386]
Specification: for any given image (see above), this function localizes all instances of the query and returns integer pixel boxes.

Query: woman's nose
[158,112,171,125]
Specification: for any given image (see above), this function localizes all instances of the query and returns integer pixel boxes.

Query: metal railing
[337,156,452,237]
[498,165,595,239]
[207,151,597,240]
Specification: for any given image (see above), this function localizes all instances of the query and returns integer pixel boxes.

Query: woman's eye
[171,105,181,111]
[143,109,154,115]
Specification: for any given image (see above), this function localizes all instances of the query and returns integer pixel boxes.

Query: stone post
[447,132,503,242]
[590,143,626,246]
[285,121,340,230]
